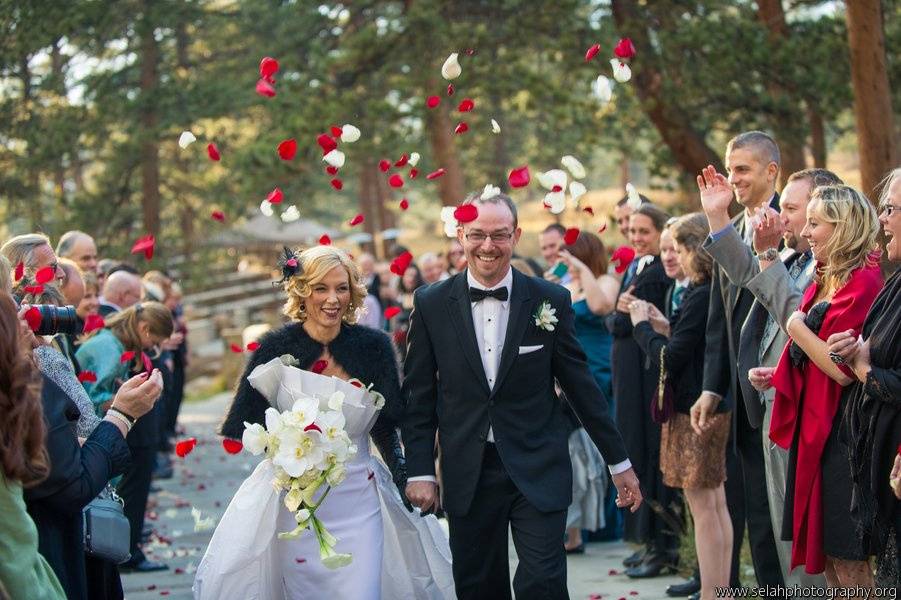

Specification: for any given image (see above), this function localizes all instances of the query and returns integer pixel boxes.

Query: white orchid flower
[611,59,631,83]
[408,152,421,167]
[178,131,196,149]
[441,53,461,80]
[491,119,501,134]
[545,190,566,215]
[537,169,568,192]
[281,205,300,222]
[340,124,360,143]
[287,396,319,429]
[592,75,613,104]
[274,428,324,478]
[569,181,587,203]
[317,411,347,442]
[561,155,586,179]
[242,421,269,455]
[323,149,345,168]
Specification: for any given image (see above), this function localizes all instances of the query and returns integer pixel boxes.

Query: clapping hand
[647,304,670,337]
[697,165,734,221]
[752,206,784,254]
[748,366,776,391]
[628,299,650,326]
[616,286,637,314]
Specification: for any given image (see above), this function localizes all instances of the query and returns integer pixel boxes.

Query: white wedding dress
[193,358,455,600]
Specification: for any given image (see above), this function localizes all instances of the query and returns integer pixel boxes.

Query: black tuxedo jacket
[401,268,628,516]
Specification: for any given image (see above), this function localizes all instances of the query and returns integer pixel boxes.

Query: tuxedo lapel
[447,274,491,392]
[491,269,532,398]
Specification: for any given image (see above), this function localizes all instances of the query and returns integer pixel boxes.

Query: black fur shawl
[220,322,403,440]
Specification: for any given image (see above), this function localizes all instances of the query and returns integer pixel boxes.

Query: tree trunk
[50,39,68,207]
[359,161,380,257]
[20,54,43,229]
[807,102,827,168]
[846,0,896,201]
[425,95,466,206]
[757,0,806,186]
[139,5,161,242]
[610,1,724,179]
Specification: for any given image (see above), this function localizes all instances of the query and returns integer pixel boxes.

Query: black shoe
[622,548,646,568]
[666,576,701,597]
[625,552,679,578]
[686,593,700,600]
[153,454,174,480]
[565,543,585,554]
[120,559,169,573]
[141,526,152,543]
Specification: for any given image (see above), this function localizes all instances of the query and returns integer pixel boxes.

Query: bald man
[56,230,99,275]
[99,270,142,316]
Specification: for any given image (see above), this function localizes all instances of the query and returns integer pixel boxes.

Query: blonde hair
[100,301,174,369]
[877,167,901,208]
[58,258,83,289]
[283,246,367,324]
[807,185,881,295]
[82,270,99,295]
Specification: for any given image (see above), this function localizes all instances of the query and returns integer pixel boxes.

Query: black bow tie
[469,286,509,302]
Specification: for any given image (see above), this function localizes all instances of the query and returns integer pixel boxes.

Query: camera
[15,300,81,336]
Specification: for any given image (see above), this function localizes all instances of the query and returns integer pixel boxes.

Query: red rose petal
[426,168,445,180]
[24,307,42,332]
[350,380,363,388]
[295,558,307,563]
[316,133,338,154]
[384,306,401,319]
[174,568,185,575]
[330,178,343,190]
[23,284,44,295]
[211,210,225,222]
[13,262,24,282]
[409,168,419,179]
[394,154,408,167]
[426,95,440,108]
[446,83,455,96]
[35,266,55,284]
[453,204,478,223]
[349,214,364,226]
[508,165,531,188]
[564,227,580,245]
[399,198,409,210]
[551,185,563,193]
[388,173,404,188]
[598,222,608,234]
[454,122,469,135]
[175,438,197,458]
[614,38,636,59]
[82,314,105,334]
[319,234,331,245]
[585,43,601,62]
[222,439,243,454]
[77,371,98,383]
[611,246,637,274]
[119,350,136,363]
[330,125,343,137]
[465,48,476,56]
[255,79,276,97]
[130,235,155,260]
[379,159,391,172]
[390,251,414,276]
[326,165,339,175]
[582,206,594,216]
[207,143,220,161]
[629,592,639,596]
[141,351,153,374]
[230,343,243,353]
[259,56,279,80]
[457,98,474,112]
[278,138,297,160]
[311,360,328,374]
[267,187,283,204]
[246,341,261,351]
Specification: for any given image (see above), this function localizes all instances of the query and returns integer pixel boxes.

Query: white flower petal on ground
[491,119,501,134]
[537,169,568,192]
[281,205,300,222]
[340,124,361,143]
[592,75,613,104]
[260,200,274,217]
[481,184,501,200]
[323,149,345,168]
[242,421,269,455]
[611,59,632,83]
[561,155,586,179]
[178,131,196,149]
[408,152,421,167]
[569,181,587,203]
[441,53,462,80]
[192,507,215,532]
[626,182,642,209]
[545,190,566,215]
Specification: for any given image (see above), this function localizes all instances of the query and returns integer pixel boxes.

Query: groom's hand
[611,468,643,513]
[405,481,439,516]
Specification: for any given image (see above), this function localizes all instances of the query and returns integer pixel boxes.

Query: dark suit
[403,269,628,599]
[702,207,783,586]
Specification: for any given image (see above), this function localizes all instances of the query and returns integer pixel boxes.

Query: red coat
[770,259,883,574]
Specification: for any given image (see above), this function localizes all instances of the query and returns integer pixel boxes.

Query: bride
[193,245,454,599]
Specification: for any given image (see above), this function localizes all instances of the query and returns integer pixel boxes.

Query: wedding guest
[1,233,66,294]
[419,252,446,285]
[447,239,466,274]
[57,259,84,308]
[630,213,731,600]
[828,168,901,586]
[539,223,567,269]
[0,291,65,600]
[613,193,649,239]
[77,271,101,322]
[390,264,425,359]
[99,271,142,316]
[0,255,11,292]
[605,202,677,576]
[55,231,99,275]
[766,185,882,586]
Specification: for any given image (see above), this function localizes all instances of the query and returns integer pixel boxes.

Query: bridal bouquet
[241,385,359,569]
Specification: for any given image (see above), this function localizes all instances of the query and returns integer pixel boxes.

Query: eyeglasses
[881,204,900,217]
[464,231,514,243]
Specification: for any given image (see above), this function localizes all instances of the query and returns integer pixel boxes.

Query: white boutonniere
[534,300,559,332]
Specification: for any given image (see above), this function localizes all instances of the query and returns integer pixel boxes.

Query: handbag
[83,484,132,564]
[650,345,675,424]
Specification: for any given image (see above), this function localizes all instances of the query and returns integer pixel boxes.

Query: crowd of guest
[0,229,189,599]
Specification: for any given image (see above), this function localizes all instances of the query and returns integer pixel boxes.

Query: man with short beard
[701,168,841,586]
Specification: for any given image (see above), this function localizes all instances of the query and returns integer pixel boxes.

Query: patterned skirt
[660,412,730,489]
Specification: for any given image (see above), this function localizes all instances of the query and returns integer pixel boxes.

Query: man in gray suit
[699,167,842,586]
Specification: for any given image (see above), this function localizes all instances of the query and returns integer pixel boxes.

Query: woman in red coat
[769,185,882,587]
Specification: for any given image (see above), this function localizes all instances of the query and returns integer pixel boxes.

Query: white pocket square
[518,344,543,355]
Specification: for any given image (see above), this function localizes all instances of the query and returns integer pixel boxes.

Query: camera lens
[32,305,80,337]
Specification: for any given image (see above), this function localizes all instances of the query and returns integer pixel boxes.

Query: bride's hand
[405,480,439,516]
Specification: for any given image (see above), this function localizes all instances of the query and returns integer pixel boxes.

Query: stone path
[121,392,685,599]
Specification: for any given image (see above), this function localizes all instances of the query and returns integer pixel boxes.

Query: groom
[402,192,642,599]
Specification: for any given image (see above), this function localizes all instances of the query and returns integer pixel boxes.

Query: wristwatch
[757,247,780,262]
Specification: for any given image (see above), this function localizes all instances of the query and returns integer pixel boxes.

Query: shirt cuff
[407,475,437,484]
[708,224,733,243]
[608,459,632,475]
[702,390,724,401]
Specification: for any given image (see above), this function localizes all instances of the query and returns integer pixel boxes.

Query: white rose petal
[178,131,196,149]
[611,59,631,83]
[323,149,346,168]
[242,421,269,455]
[538,169,568,192]
[561,155,586,179]
[191,507,215,532]
[441,52,462,80]
[569,181,587,202]
[491,119,501,134]
[481,184,501,200]
[260,200,274,217]
[545,190,566,215]
[281,205,300,222]
[626,182,642,209]
[340,124,361,143]
[408,152,420,167]
[592,75,613,104]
